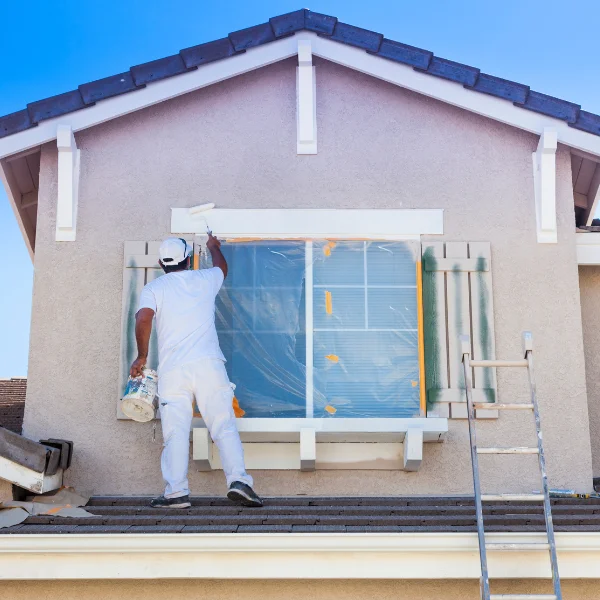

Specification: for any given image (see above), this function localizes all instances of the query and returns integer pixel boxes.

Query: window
[210,239,422,419]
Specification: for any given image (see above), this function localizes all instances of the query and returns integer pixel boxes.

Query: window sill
[192,418,447,472]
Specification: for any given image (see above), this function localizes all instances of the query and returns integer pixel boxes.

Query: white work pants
[158,358,252,498]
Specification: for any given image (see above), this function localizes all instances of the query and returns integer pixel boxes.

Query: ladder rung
[469,359,528,368]
[481,494,544,501]
[486,543,549,551]
[477,447,539,454]
[473,403,534,411]
[490,595,557,600]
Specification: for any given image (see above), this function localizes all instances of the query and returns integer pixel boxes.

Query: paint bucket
[121,369,158,422]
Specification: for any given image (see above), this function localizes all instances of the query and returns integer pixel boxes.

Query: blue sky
[0,0,598,377]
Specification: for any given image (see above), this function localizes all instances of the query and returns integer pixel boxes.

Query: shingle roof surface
[0,378,26,434]
[3,495,600,534]
[1,9,599,141]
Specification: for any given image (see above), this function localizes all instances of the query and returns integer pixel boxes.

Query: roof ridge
[0,8,598,140]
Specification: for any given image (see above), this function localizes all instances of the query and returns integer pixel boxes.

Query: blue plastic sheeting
[204,240,420,419]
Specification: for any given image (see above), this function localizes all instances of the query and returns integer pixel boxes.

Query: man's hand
[206,233,221,251]
[130,357,147,378]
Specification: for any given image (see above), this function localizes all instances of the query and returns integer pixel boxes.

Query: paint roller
[188,202,215,234]
[188,202,215,269]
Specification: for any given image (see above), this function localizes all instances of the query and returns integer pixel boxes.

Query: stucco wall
[579,266,600,478]
[0,579,597,600]
[23,56,592,497]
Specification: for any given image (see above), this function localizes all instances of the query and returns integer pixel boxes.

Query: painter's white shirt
[137,267,225,377]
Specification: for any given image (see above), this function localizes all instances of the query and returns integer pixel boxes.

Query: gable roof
[0,8,599,145]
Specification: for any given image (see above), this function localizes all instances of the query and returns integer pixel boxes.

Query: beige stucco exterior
[1,579,598,600]
[579,265,600,478]
[20,56,593,497]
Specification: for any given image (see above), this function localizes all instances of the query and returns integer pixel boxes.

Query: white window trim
[171,208,444,239]
[0,531,598,580]
[171,207,447,471]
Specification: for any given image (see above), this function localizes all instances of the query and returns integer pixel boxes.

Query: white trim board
[171,208,444,238]
[1,532,600,580]
[1,32,600,161]
[576,232,600,264]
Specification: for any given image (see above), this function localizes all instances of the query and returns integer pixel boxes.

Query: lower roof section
[1,496,600,580]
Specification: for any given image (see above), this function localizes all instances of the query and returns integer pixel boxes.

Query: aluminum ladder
[461,331,561,600]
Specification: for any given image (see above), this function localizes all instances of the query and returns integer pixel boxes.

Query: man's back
[138,267,225,376]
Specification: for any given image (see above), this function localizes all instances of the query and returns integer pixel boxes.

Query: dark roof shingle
[3,495,600,535]
[0,9,597,140]
[0,378,27,434]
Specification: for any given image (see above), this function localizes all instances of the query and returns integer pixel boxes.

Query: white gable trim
[1,32,600,161]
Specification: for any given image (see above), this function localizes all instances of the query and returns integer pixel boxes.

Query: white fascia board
[1,33,600,162]
[1,532,600,580]
[171,208,444,238]
[0,36,300,160]
[576,232,600,264]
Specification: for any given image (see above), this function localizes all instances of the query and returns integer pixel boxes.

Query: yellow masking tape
[325,291,332,315]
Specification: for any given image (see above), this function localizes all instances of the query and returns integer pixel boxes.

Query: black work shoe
[227,481,263,507]
[150,495,191,509]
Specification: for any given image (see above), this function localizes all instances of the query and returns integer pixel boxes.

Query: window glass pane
[213,241,306,418]
[210,238,421,420]
[366,242,417,286]
[313,331,420,418]
[312,240,420,418]
[368,288,417,330]
[312,288,365,330]
[313,241,364,286]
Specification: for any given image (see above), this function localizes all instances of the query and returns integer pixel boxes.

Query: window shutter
[117,241,164,419]
[421,242,497,419]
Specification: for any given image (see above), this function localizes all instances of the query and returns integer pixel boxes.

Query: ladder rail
[525,342,562,600]
[462,332,562,600]
[463,348,491,599]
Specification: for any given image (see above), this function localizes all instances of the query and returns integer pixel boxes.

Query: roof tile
[423,56,480,86]
[305,11,337,35]
[515,90,580,123]
[467,72,529,104]
[0,110,34,140]
[228,22,276,52]
[329,22,383,52]
[571,110,600,136]
[79,72,140,104]
[180,38,238,69]
[27,90,87,124]
[374,39,432,69]
[130,54,191,86]
[269,9,307,38]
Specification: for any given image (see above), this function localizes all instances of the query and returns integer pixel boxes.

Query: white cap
[159,237,191,266]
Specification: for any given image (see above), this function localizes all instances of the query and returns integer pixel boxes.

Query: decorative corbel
[56,125,80,241]
[296,39,317,154]
[532,128,558,243]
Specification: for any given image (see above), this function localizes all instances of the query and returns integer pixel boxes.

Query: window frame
[173,208,443,421]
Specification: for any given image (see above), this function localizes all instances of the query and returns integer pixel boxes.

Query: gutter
[1,532,600,580]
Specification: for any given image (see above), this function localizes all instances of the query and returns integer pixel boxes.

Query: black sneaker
[227,481,263,507]
[149,495,191,509]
